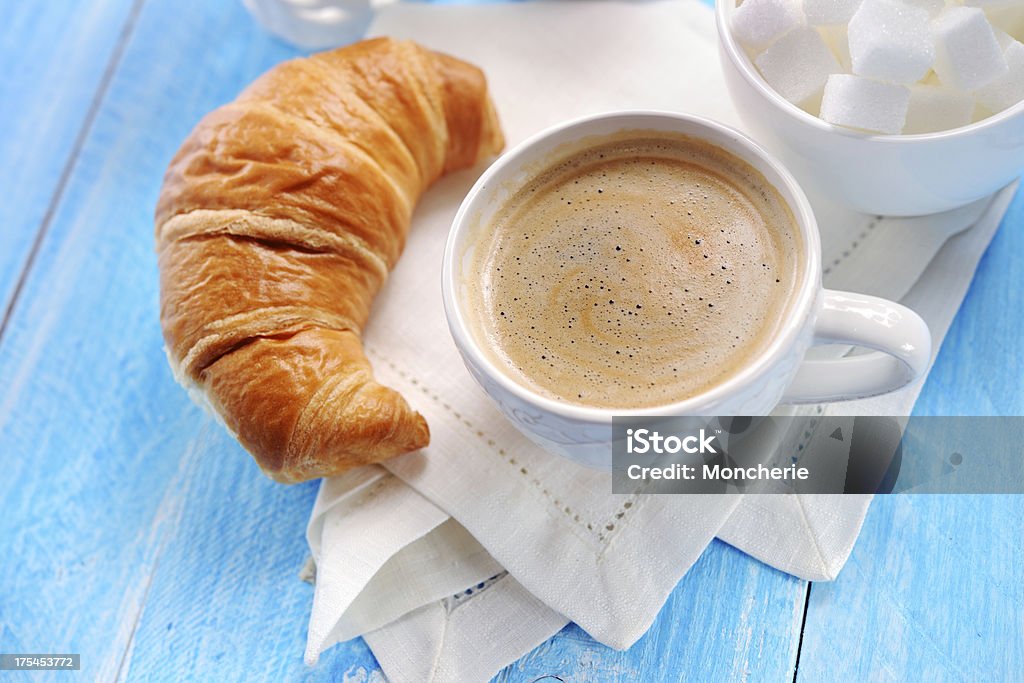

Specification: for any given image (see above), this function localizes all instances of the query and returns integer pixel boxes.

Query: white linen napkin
[302,1,1018,680]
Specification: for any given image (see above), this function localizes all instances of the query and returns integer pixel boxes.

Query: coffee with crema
[464,131,803,409]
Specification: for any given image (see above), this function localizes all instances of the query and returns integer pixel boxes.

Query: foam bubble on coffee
[464,133,803,409]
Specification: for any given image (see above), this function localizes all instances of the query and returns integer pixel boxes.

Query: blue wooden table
[1,1,1021,680]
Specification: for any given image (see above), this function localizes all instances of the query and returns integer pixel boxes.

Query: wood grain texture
[0,0,324,679]
[797,496,1024,681]
[0,0,139,327]
[118,424,384,682]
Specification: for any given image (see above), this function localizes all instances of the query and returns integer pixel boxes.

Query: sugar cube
[903,84,975,133]
[756,27,843,106]
[932,6,1009,91]
[732,0,805,51]
[803,0,863,25]
[848,0,935,84]
[902,0,944,18]
[975,39,1024,113]
[818,24,853,70]
[820,73,911,133]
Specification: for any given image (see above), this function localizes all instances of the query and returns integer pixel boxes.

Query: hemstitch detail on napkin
[365,347,643,546]
[823,217,880,276]
[444,572,508,614]
[795,405,826,455]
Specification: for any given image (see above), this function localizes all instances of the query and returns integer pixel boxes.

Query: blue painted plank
[496,540,806,682]
[0,0,334,680]
[797,496,1024,681]
[914,189,1024,417]
[0,0,138,323]
[120,425,383,682]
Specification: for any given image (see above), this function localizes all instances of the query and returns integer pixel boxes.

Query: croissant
[155,38,504,483]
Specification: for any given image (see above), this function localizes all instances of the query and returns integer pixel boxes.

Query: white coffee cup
[716,0,1024,217]
[442,112,931,468]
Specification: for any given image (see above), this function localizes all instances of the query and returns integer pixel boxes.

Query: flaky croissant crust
[155,38,504,483]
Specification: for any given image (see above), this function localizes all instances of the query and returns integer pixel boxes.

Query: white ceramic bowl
[716,0,1024,216]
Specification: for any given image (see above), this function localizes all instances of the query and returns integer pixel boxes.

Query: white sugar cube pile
[732,0,1024,134]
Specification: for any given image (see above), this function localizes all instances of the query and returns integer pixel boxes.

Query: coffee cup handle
[781,289,932,404]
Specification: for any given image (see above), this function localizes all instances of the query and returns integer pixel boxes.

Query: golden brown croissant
[155,38,504,483]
